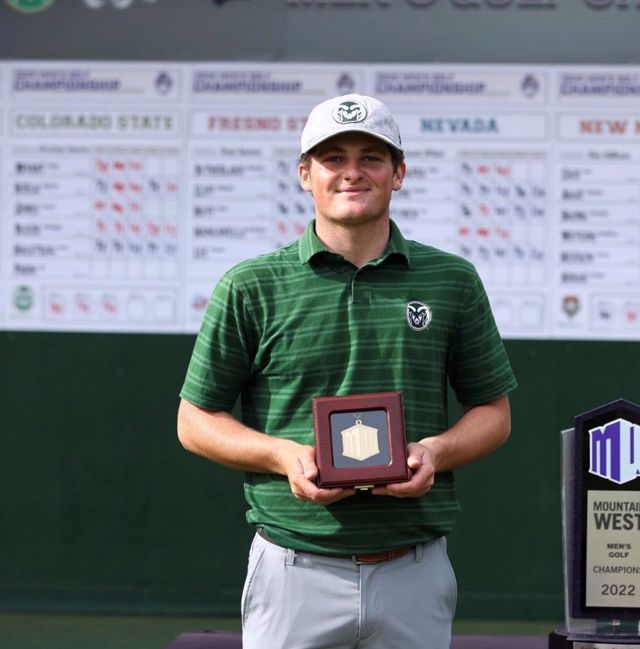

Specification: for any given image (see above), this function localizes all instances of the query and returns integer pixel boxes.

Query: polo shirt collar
[298,219,411,267]
[298,219,326,263]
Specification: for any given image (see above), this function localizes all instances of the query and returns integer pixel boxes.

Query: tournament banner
[1,61,640,339]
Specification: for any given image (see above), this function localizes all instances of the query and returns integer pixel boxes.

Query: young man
[178,94,517,648]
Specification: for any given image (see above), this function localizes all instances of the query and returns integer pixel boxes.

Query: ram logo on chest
[406,301,432,331]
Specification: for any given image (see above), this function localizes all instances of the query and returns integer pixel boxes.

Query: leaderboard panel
[4,65,184,333]
[0,61,639,340]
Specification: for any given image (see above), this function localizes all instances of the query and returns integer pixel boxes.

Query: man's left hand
[371,442,435,498]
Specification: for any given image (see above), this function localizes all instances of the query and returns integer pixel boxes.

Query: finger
[297,451,319,481]
[373,465,434,498]
[290,472,319,500]
[290,463,347,500]
[313,487,356,505]
[406,442,432,469]
[297,484,354,504]
[372,480,414,496]
[407,444,427,465]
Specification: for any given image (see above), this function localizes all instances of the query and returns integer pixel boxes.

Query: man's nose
[343,159,364,180]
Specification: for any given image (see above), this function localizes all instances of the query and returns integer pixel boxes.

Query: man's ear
[392,161,407,192]
[298,163,313,193]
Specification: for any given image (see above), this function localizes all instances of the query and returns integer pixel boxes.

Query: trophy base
[549,629,640,648]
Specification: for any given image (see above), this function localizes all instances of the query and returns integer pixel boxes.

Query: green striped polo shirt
[180,219,517,554]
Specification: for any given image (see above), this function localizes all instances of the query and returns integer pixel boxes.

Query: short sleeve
[180,273,257,412]
[447,272,517,405]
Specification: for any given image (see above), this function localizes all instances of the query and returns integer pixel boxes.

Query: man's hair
[299,144,405,172]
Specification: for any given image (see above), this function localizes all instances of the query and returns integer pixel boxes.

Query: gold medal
[340,417,380,462]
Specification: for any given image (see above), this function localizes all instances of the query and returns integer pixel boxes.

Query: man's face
[298,132,406,228]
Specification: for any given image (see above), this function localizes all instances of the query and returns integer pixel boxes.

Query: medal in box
[312,391,409,490]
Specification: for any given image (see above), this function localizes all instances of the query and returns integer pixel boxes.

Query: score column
[555,114,640,339]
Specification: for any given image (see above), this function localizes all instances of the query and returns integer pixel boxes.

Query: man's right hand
[282,442,355,505]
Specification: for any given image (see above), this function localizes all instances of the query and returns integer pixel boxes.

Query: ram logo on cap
[332,101,367,125]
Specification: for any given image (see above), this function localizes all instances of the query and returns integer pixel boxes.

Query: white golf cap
[300,94,403,155]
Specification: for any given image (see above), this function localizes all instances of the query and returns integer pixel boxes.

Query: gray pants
[241,532,457,649]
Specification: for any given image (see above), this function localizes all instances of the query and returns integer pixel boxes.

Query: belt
[258,529,414,565]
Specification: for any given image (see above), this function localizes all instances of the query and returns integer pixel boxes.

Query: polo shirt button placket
[350,267,367,305]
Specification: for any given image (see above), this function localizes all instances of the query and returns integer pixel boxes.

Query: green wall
[2,332,638,618]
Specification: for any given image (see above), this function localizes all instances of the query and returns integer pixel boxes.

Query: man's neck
[314,217,391,268]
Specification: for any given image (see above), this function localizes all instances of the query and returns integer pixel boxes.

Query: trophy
[312,391,409,490]
[550,398,640,649]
